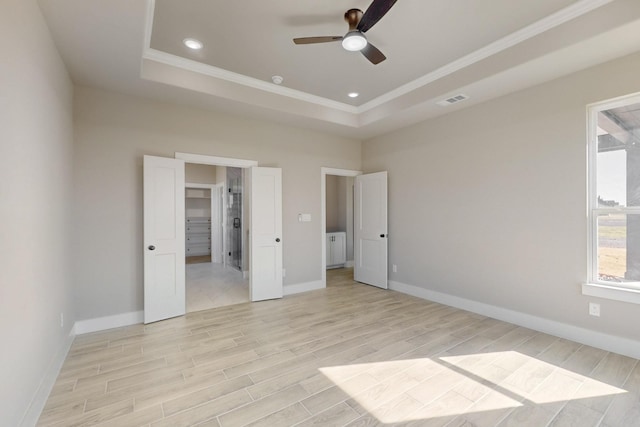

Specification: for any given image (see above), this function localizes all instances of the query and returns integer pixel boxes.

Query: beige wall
[73,86,361,320]
[363,52,640,344]
[325,175,340,232]
[0,0,74,424]
[186,163,217,184]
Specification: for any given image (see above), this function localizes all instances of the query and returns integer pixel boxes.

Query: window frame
[585,92,640,303]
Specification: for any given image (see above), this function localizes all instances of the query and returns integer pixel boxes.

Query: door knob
[275,238,281,242]
[380,234,386,238]
[148,245,156,250]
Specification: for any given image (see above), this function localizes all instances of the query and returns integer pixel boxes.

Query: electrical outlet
[392,264,397,273]
[589,302,600,317]
[60,313,64,328]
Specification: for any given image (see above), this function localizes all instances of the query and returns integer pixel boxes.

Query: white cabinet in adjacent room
[326,232,346,268]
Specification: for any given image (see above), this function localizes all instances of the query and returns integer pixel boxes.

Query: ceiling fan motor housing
[345,9,364,29]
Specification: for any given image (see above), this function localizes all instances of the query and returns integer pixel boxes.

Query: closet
[185,188,212,260]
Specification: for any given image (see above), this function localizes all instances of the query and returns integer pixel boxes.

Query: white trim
[582,283,640,304]
[185,182,215,190]
[143,0,155,55]
[176,152,258,168]
[74,311,144,335]
[345,260,355,268]
[212,183,224,264]
[359,0,614,112]
[284,280,324,296]
[587,91,640,111]
[20,329,75,426]
[144,0,612,117]
[586,92,640,292]
[143,48,358,114]
[322,168,362,177]
[390,280,640,360]
[321,167,362,287]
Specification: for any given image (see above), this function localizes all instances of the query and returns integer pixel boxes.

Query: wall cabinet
[326,232,346,268]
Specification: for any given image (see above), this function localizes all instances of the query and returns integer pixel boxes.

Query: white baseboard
[389,280,640,360]
[74,311,143,335]
[284,280,324,296]
[21,328,75,426]
[345,260,354,268]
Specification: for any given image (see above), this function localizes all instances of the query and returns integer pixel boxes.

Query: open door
[143,155,186,323]
[250,166,283,301]
[354,171,388,289]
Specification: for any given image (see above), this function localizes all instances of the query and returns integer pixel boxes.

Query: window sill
[582,283,640,304]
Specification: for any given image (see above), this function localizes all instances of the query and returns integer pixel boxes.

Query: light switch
[298,213,312,222]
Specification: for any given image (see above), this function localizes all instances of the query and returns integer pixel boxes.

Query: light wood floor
[186,263,248,313]
[38,269,640,426]
[186,256,212,265]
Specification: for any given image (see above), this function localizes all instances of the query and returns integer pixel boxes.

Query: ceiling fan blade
[357,0,398,33]
[293,36,343,45]
[361,42,386,64]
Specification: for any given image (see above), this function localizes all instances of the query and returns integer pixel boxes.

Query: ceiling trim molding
[142,0,615,125]
[143,0,155,55]
[143,1,357,114]
[142,48,358,114]
[358,0,615,113]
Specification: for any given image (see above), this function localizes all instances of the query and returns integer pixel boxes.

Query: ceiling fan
[293,0,398,65]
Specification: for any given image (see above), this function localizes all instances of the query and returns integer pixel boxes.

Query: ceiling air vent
[437,94,469,107]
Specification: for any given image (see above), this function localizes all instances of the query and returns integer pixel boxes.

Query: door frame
[177,153,258,264]
[212,183,224,264]
[320,167,362,287]
[177,152,258,294]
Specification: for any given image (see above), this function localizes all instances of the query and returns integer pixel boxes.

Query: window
[586,94,640,299]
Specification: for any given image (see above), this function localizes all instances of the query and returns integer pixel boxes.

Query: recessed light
[272,75,284,85]
[348,92,359,98]
[183,38,203,50]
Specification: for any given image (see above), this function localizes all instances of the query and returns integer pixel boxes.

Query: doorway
[144,153,283,324]
[321,168,361,286]
[184,163,248,313]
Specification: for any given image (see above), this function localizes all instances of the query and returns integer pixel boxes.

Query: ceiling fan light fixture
[342,31,367,51]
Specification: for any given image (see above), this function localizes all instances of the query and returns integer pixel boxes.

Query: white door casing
[212,184,223,263]
[143,155,186,323]
[354,171,388,289]
[250,166,283,301]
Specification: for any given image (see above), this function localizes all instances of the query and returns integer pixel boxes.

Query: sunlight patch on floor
[319,351,627,424]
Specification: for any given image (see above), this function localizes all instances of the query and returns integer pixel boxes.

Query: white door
[250,167,283,301]
[143,155,186,323]
[354,171,388,289]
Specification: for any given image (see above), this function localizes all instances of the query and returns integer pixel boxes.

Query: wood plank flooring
[186,263,248,313]
[38,269,640,426]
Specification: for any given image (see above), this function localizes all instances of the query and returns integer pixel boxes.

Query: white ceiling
[38,0,640,139]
